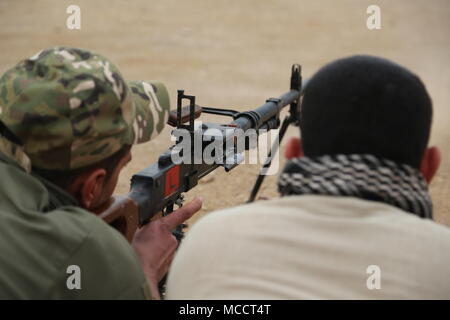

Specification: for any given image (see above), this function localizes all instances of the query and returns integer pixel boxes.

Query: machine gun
[96,64,304,243]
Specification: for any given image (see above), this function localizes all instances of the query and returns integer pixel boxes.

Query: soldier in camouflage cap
[0,46,170,170]
[0,46,202,300]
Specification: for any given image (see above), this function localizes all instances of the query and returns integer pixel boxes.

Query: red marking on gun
[165,165,180,197]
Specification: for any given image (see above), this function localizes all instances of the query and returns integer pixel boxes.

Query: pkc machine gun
[96,64,305,243]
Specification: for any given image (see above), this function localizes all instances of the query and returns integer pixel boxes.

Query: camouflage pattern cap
[0,46,170,170]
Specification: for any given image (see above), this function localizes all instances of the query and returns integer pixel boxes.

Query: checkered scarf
[278,154,432,219]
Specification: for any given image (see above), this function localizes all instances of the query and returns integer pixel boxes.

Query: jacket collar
[0,136,79,211]
[0,135,31,173]
[32,174,80,211]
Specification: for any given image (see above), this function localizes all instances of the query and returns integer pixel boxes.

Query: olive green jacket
[0,140,150,299]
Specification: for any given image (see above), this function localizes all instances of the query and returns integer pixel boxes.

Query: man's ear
[285,137,304,160]
[79,169,107,209]
[420,146,441,184]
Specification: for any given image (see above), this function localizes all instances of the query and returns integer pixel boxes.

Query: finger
[158,251,177,282]
[166,251,176,266]
[162,197,203,230]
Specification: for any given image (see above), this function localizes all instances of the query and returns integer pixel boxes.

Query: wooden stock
[93,195,140,243]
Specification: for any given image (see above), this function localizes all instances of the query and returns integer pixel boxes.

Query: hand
[131,197,203,299]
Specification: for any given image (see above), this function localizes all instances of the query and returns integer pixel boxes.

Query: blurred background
[1,0,449,225]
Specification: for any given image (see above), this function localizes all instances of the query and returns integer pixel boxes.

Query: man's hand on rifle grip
[131,197,203,299]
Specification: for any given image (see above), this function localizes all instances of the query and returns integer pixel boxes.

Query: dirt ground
[1,0,449,226]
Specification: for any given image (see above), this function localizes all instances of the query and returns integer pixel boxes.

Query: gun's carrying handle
[167,105,202,127]
[93,195,140,243]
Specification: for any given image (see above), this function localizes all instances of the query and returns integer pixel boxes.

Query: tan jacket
[167,195,450,299]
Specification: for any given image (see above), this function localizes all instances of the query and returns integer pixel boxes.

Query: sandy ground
[0,0,449,226]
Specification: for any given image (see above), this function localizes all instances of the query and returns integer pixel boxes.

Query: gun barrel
[230,89,299,131]
[231,76,310,131]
